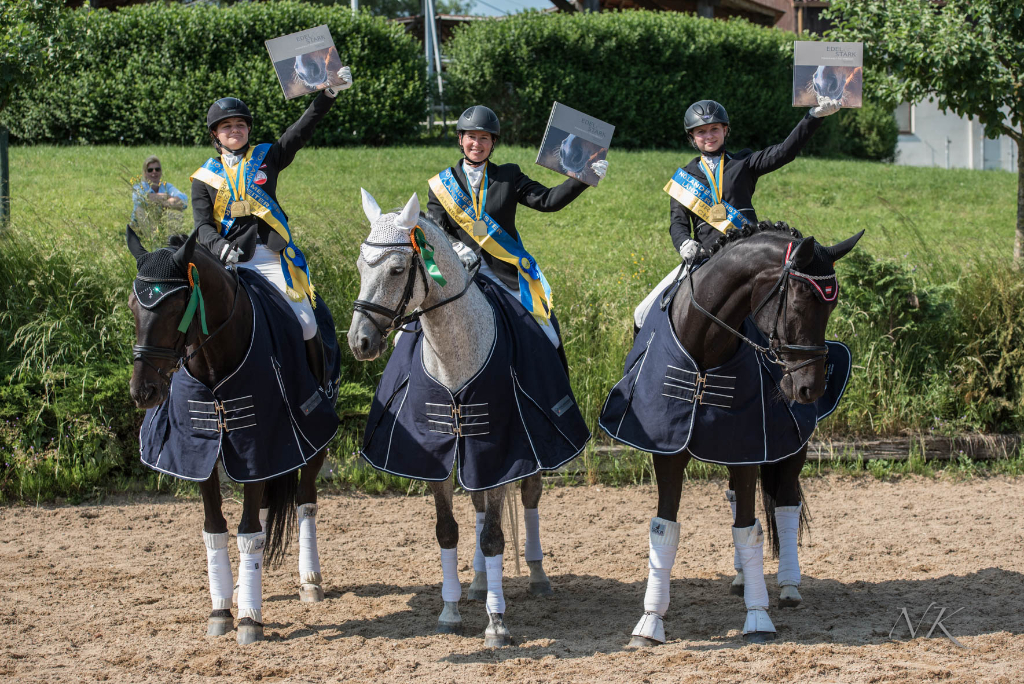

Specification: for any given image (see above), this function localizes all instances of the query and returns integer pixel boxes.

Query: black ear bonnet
[133,248,188,310]
[785,239,839,303]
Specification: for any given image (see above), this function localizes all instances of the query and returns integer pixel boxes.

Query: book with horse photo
[265,24,346,100]
[793,41,863,108]
[535,102,615,188]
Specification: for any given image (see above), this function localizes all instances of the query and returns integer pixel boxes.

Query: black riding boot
[632,322,641,341]
[304,331,326,389]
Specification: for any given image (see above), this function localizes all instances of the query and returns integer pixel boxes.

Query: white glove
[590,159,608,180]
[678,239,699,263]
[219,244,242,265]
[452,241,479,271]
[326,66,353,97]
[810,95,842,118]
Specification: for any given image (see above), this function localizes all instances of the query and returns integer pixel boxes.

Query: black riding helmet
[207,97,253,154]
[684,100,729,150]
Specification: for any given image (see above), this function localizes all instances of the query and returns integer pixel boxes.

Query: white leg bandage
[202,531,233,611]
[523,508,543,563]
[733,521,769,612]
[484,554,505,615]
[259,508,268,534]
[297,503,321,584]
[775,504,801,587]
[473,511,486,572]
[632,517,680,643]
[236,532,265,623]
[643,517,681,616]
[440,547,461,603]
[726,490,741,571]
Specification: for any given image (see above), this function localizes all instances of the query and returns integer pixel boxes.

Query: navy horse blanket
[139,269,341,482]
[599,285,850,465]
[361,274,590,490]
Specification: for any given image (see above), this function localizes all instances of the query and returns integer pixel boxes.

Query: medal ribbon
[471,162,488,223]
[224,150,249,206]
[191,144,317,307]
[428,168,553,322]
[664,167,745,234]
[698,154,724,208]
[411,226,448,287]
[177,263,210,335]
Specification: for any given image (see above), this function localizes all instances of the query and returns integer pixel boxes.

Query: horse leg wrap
[632,517,680,643]
[733,520,776,636]
[523,508,543,562]
[297,503,322,585]
[259,508,269,535]
[202,531,233,610]
[775,504,801,587]
[439,547,461,603]
[468,512,487,600]
[236,532,265,624]
[484,554,505,615]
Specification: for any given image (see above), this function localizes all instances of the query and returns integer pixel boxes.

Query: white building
[894,99,1018,171]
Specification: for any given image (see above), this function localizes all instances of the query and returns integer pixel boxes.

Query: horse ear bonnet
[133,247,189,310]
[788,239,840,304]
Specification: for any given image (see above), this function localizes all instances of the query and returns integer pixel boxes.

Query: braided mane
[706,220,803,258]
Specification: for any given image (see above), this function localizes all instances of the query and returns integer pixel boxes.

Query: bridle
[679,241,833,376]
[352,236,474,338]
[132,267,241,385]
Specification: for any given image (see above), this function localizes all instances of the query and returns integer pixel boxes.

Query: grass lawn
[1,145,1020,498]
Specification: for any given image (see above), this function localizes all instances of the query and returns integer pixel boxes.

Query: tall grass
[0,145,1020,501]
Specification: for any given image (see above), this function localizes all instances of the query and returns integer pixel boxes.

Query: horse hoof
[778,585,802,608]
[299,584,325,603]
[436,620,464,635]
[627,635,661,648]
[206,610,233,636]
[236,618,264,645]
[529,581,554,597]
[484,613,512,648]
[743,630,777,644]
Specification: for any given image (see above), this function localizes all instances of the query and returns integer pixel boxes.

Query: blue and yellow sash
[191,144,315,307]
[664,167,744,234]
[428,168,553,323]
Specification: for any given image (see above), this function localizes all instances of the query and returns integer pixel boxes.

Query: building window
[894,102,913,134]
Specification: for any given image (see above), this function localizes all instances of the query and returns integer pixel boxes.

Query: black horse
[601,221,861,645]
[127,227,336,645]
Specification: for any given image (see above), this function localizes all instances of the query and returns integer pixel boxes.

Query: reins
[676,242,831,376]
[352,231,475,338]
[132,265,242,384]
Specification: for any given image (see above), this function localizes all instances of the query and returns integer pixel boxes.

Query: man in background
[131,155,188,230]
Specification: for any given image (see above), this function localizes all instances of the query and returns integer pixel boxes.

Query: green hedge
[1,1,425,145]
[445,10,897,160]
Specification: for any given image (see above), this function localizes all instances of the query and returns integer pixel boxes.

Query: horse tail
[758,462,812,560]
[263,470,298,568]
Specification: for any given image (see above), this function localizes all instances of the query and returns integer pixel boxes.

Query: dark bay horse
[127,227,329,644]
[611,221,862,645]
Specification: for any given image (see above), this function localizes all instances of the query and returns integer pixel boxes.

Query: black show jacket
[427,160,588,290]
[193,91,335,261]
[670,113,824,251]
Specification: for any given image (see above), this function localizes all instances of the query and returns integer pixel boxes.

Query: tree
[306,0,473,17]
[824,0,1024,263]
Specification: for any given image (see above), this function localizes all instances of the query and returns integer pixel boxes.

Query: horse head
[748,228,863,404]
[294,51,329,89]
[126,227,243,408]
[348,190,465,362]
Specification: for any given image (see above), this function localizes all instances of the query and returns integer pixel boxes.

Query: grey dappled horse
[347,191,554,647]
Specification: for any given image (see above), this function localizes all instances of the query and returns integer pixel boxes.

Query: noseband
[352,237,474,338]
[683,242,832,375]
[132,267,241,385]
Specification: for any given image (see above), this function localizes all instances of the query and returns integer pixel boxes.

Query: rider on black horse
[633,95,842,332]
[191,67,352,385]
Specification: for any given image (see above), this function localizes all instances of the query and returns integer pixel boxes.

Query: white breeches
[634,265,687,330]
[238,244,317,340]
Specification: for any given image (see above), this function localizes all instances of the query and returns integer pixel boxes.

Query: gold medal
[472,220,488,237]
[230,200,251,218]
[709,203,727,222]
